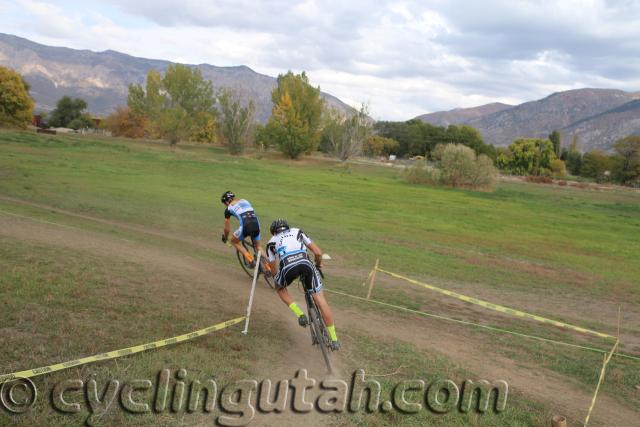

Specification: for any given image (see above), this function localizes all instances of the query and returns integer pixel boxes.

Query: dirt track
[1,202,638,426]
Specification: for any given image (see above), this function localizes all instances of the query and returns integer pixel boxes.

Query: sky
[1,0,639,120]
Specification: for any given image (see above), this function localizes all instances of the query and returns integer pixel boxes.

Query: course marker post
[242,250,261,335]
[551,415,566,427]
[366,258,379,299]
[583,339,619,426]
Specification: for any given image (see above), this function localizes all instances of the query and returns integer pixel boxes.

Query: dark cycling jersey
[224,199,261,241]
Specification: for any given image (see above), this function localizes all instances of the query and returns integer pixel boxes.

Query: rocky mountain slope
[414,102,512,126]
[416,89,640,151]
[0,33,351,122]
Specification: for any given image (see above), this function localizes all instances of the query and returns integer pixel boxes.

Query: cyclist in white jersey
[266,218,340,350]
[220,191,263,268]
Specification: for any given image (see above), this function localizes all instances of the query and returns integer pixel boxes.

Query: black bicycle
[235,237,276,289]
[301,267,333,374]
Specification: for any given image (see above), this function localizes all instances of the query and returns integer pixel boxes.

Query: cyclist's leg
[249,222,262,253]
[231,227,253,264]
[312,291,334,328]
[249,225,272,274]
[306,265,338,344]
[276,265,307,325]
[276,286,294,305]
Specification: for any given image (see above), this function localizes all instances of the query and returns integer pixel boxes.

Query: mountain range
[0,33,351,123]
[415,89,640,151]
[1,33,639,151]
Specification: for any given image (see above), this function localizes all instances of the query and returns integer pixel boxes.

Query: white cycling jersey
[266,228,312,263]
[267,227,322,293]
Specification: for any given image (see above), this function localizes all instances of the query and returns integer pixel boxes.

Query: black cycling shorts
[277,259,323,294]
[233,217,261,242]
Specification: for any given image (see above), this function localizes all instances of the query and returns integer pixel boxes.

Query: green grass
[1,130,638,302]
[1,130,639,425]
[338,331,552,426]
[0,235,287,426]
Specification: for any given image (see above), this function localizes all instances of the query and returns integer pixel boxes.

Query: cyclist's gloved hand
[221,233,228,244]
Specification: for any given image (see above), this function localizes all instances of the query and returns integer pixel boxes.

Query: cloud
[2,0,639,119]
[15,0,83,39]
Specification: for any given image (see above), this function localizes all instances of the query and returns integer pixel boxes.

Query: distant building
[51,127,75,134]
[32,114,43,127]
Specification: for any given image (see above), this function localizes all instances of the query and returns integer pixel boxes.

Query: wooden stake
[366,258,379,300]
[617,305,622,355]
[551,415,566,427]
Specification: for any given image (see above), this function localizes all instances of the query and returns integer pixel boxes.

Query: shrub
[612,136,640,186]
[403,162,440,185]
[102,107,147,138]
[525,175,553,184]
[48,96,88,128]
[497,138,556,176]
[581,150,614,183]
[404,144,498,191]
[363,135,400,157]
[550,158,567,177]
[68,113,95,130]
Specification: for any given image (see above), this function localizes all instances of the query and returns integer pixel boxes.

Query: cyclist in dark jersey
[266,218,340,351]
[220,191,262,268]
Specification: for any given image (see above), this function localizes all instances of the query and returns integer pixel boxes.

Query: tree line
[496,132,640,187]
[1,64,638,187]
[373,120,497,160]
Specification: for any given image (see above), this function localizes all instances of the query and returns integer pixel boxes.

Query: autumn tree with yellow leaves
[0,66,34,129]
[257,71,324,159]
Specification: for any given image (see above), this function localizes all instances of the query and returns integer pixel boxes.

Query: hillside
[416,88,640,151]
[561,99,640,150]
[0,33,352,122]
[415,102,512,126]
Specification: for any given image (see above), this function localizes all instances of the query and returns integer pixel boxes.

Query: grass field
[1,130,638,426]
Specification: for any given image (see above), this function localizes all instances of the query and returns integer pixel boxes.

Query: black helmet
[221,191,235,204]
[270,218,290,235]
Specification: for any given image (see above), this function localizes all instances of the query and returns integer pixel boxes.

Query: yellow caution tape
[326,289,640,361]
[0,316,245,384]
[376,267,616,340]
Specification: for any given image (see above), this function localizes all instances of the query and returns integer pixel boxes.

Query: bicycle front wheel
[236,240,255,278]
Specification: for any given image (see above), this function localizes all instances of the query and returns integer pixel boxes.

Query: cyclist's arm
[223,217,231,239]
[266,241,278,273]
[306,242,323,267]
[269,259,279,274]
[222,207,233,239]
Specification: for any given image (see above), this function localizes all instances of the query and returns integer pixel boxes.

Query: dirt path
[5,194,638,351]
[0,212,339,426]
[1,206,638,426]
[336,307,637,427]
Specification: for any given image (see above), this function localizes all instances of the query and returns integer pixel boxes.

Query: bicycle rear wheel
[237,240,276,289]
